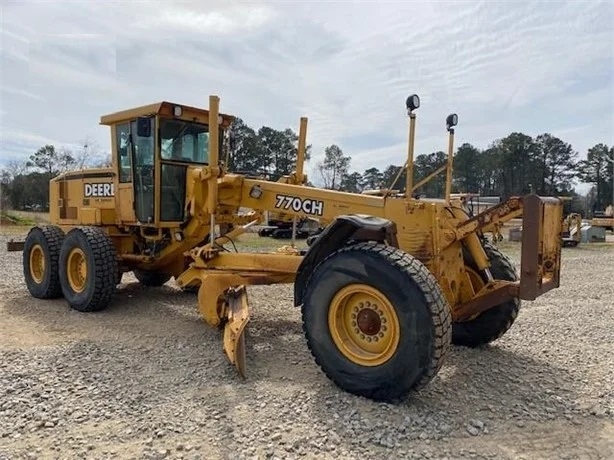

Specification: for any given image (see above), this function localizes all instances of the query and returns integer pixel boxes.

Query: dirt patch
[0,217,15,226]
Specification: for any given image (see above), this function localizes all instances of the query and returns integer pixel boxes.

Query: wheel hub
[29,244,45,283]
[67,248,88,293]
[356,306,382,335]
[328,284,400,366]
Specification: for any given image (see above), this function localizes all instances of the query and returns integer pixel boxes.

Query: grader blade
[223,286,250,378]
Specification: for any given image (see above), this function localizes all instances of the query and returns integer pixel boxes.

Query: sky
[1,0,613,193]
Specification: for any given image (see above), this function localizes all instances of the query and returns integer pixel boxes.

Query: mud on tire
[301,241,452,402]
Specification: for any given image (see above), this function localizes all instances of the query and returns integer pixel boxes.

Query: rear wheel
[23,225,65,299]
[301,242,451,402]
[58,227,118,312]
[453,243,520,347]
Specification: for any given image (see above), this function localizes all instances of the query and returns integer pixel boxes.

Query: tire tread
[60,226,118,312]
[301,241,452,399]
[452,242,520,347]
[23,225,65,299]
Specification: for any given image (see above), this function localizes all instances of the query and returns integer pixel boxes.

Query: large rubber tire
[23,225,65,299]
[133,270,172,286]
[452,242,520,347]
[301,242,452,402]
[58,227,118,312]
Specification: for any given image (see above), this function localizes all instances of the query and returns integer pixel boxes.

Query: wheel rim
[328,284,401,366]
[29,244,45,283]
[67,248,88,293]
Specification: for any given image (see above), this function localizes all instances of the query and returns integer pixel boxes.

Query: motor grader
[9,94,563,402]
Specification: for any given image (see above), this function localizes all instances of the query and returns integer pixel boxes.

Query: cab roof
[99,101,235,126]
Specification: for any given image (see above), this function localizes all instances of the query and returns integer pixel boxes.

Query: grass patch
[0,210,36,226]
[233,232,309,252]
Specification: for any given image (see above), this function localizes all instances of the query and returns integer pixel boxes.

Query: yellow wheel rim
[67,248,88,293]
[29,244,45,284]
[328,284,401,366]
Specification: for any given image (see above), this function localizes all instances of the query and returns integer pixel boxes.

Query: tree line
[1,119,612,216]
[0,139,111,211]
[226,119,613,215]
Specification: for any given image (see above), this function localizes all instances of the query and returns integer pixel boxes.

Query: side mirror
[136,117,152,138]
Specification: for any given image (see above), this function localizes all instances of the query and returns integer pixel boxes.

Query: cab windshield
[159,119,210,164]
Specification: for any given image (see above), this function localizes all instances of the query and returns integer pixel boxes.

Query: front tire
[301,242,452,402]
[23,225,65,299]
[452,243,520,347]
[58,227,118,312]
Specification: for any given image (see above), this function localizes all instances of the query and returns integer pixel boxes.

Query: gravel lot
[0,227,613,460]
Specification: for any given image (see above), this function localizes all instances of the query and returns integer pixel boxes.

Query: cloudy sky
[1,0,612,189]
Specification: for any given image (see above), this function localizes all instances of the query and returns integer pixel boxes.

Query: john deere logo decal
[84,183,115,198]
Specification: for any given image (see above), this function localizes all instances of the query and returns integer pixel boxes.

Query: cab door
[130,117,155,224]
[114,117,156,225]
[115,122,136,224]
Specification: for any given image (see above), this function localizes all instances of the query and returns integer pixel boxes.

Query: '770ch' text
[274,194,324,216]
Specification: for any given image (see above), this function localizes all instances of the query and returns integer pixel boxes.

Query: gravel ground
[0,228,613,460]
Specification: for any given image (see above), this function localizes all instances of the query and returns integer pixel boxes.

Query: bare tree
[316,144,351,190]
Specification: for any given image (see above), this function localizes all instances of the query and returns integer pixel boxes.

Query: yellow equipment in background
[561,212,582,247]
[591,204,613,232]
[10,94,564,402]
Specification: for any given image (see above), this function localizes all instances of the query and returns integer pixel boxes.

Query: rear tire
[58,227,118,312]
[133,270,171,286]
[301,242,452,402]
[23,225,65,299]
[452,243,520,347]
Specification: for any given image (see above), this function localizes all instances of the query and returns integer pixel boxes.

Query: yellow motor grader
[9,94,563,402]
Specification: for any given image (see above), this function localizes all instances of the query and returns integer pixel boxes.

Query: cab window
[116,123,131,182]
[160,119,209,164]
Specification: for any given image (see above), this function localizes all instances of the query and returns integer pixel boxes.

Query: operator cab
[100,102,234,227]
